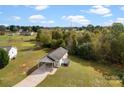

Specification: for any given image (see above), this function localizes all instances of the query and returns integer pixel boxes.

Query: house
[39,47,69,68]
[8,33,15,36]
[0,46,17,60]
[20,31,34,36]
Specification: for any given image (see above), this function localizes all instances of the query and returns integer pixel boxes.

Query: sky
[0,5,124,27]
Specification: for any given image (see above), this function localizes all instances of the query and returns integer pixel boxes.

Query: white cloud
[35,5,49,11]
[40,21,47,23]
[0,23,8,26]
[102,20,114,26]
[48,20,54,24]
[102,17,124,26]
[62,15,91,26]
[116,17,124,23]
[29,15,54,24]
[89,5,112,17]
[12,16,21,21]
[26,5,49,11]
[40,20,54,24]
[80,10,88,13]
[103,13,112,17]
[29,15,45,23]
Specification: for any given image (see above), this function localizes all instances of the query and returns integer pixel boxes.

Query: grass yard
[0,35,48,87]
[38,56,122,87]
[0,35,123,87]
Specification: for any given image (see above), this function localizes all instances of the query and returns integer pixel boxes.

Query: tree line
[0,24,112,32]
[0,25,44,32]
[36,23,124,65]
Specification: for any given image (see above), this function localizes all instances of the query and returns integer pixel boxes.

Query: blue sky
[0,5,124,27]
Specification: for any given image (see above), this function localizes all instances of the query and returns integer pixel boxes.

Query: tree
[112,23,124,32]
[0,25,6,35]
[0,48,9,69]
[95,25,103,31]
[83,32,92,43]
[0,25,6,31]
[9,25,18,32]
[77,43,94,60]
[32,26,41,32]
[36,30,52,48]
[86,24,94,32]
[111,33,124,64]
[93,30,112,62]
[66,31,78,54]
[51,39,65,49]
[52,31,63,39]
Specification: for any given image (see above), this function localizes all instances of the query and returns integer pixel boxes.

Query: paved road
[14,64,56,87]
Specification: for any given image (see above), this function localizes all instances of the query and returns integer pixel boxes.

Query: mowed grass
[0,35,122,87]
[0,35,48,87]
[38,56,122,87]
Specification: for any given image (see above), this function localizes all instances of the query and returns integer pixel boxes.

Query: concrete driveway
[14,64,57,87]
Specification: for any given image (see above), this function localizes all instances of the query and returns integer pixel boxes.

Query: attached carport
[38,56,55,68]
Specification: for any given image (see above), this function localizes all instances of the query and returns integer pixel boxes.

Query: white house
[39,47,69,68]
[0,46,17,60]
[20,31,34,36]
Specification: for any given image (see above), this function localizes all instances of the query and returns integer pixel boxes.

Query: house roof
[40,47,68,63]
[40,56,54,63]
[48,47,68,61]
[0,46,12,52]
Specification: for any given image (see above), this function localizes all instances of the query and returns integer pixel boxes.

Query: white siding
[53,53,68,67]
[58,53,68,66]
[8,47,17,60]
[63,53,68,59]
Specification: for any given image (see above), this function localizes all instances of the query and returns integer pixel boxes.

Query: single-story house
[20,31,34,36]
[39,47,70,68]
[0,46,17,60]
[8,33,15,36]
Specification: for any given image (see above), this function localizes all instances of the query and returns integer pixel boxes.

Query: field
[0,35,48,87]
[0,35,123,87]
[38,56,122,87]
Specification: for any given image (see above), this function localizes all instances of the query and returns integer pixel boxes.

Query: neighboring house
[39,47,69,68]
[8,33,15,36]
[0,46,17,60]
[20,31,34,36]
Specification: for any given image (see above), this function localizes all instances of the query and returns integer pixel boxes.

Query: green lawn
[38,56,122,87]
[0,35,48,87]
[0,35,123,87]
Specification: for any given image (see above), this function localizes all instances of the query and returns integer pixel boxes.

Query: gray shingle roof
[48,47,68,61]
[40,47,68,63]
[40,56,54,63]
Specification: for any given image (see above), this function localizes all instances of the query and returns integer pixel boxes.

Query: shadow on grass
[69,55,123,85]
[20,48,33,52]
[33,47,53,53]
[24,39,36,43]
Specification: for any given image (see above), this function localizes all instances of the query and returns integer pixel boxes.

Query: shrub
[77,43,94,60]
[0,48,9,69]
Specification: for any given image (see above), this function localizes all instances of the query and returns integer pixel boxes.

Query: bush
[77,43,94,60]
[0,31,5,35]
[0,48,9,69]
